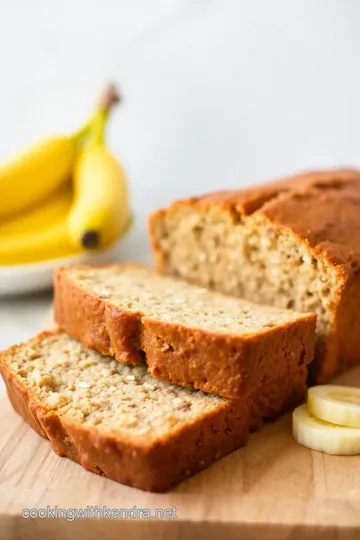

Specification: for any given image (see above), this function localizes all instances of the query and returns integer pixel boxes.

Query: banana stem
[91,110,108,146]
[71,83,121,146]
[97,83,121,112]
[73,121,92,142]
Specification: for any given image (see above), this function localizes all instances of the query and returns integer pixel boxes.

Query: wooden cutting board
[1,314,360,539]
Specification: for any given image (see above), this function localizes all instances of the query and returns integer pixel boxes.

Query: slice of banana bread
[149,169,360,384]
[54,263,316,424]
[0,330,250,492]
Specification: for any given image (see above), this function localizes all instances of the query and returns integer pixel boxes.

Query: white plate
[0,241,122,297]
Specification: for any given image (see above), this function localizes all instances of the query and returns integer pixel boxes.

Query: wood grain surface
[1,311,360,539]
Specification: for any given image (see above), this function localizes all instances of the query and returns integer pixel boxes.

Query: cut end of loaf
[150,204,341,378]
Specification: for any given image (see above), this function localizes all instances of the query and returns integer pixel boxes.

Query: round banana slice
[308,385,360,428]
[292,404,360,455]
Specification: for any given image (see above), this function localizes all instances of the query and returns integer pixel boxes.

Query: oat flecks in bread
[54,263,316,423]
[0,330,250,492]
[149,169,360,384]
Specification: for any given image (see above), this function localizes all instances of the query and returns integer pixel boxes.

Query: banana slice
[308,385,360,428]
[292,404,360,455]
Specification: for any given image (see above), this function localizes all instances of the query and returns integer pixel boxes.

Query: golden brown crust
[151,169,360,274]
[143,316,314,426]
[149,168,360,383]
[54,265,315,423]
[0,330,250,493]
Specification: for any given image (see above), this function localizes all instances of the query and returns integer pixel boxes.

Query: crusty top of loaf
[156,169,360,275]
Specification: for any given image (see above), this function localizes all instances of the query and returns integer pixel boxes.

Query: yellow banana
[0,83,129,265]
[0,84,121,221]
[0,186,79,265]
[68,85,131,250]
[0,185,72,237]
[0,126,88,220]
[0,221,79,265]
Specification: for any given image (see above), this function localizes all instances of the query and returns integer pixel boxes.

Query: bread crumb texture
[7,332,228,439]
[152,211,336,340]
[65,264,311,336]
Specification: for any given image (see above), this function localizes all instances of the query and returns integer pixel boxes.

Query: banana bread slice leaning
[54,263,316,425]
[149,169,360,384]
[0,330,250,492]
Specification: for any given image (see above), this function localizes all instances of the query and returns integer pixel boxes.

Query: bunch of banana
[0,84,131,265]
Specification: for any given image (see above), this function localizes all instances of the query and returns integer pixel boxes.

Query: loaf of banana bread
[54,263,316,425]
[149,168,360,383]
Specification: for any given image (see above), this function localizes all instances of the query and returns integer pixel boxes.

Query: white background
[1,0,360,393]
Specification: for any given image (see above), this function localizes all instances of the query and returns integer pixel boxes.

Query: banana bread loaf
[0,330,250,492]
[149,168,360,383]
[54,263,316,424]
